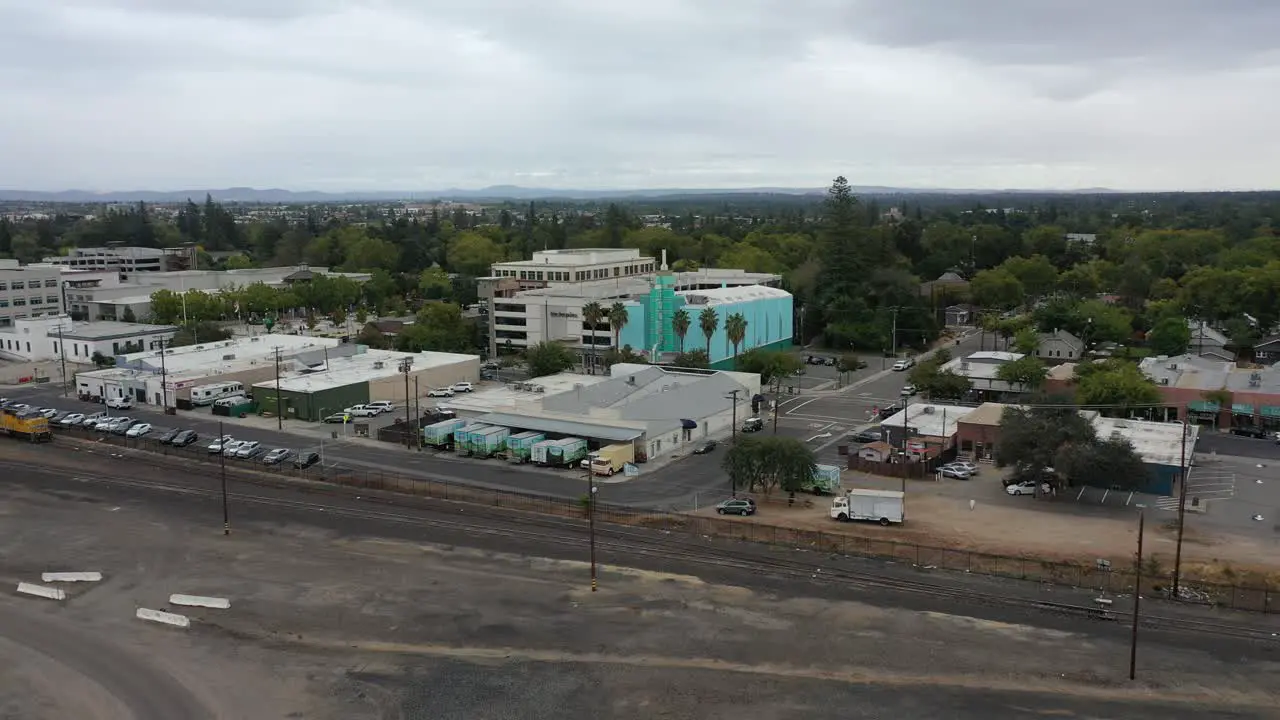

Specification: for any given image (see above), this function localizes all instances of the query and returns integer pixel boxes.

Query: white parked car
[427,388,454,398]
[38,408,58,418]
[207,435,235,453]
[80,412,108,427]
[95,417,123,432]
[234,440,262,458]
[343,405,380,418]
[451,382,474,393]
[125,422,153,437]
[1006,480,1050,496]
[892,358,915,371]
[221,440,248,457]
[949,461,980,475]
[366,401,394,414]
[60,412,85,426]
[900,385,918,397]
[105,396,133,409]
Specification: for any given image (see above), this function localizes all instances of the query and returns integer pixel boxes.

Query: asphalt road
[0,602,212,719]
[4,451,1277,667]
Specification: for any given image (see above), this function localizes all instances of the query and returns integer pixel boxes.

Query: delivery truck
[829,489,904,526]
[589,443,636,476]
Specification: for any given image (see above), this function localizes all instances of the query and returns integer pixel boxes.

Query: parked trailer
[471,426,510,458]
[545,437,589,468]
[189,381,245,407]
[506,431,546,463]
[530,438,559,465]
[803,464,842,495]
[830,489,904,526]
[423,418,467,449]
[454,424,491,455]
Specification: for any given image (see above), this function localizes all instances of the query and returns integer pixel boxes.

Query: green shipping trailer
[530,439,559,465]
[454,424,491,455]
[546,437,589,468]
[423,418,466,449]
[472,426,510,458]
[507,431,546,463]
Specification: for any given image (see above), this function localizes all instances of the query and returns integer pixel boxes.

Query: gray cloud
[0,0,1276,191]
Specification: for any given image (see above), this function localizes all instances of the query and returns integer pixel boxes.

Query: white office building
[40,246,194,279]
[0,260,64,329]
[0,315,177,363]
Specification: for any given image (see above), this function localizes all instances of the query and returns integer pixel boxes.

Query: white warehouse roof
[256,350,476,393]
[678,285,791,306]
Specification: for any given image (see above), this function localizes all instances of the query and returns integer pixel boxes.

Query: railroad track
[8,457,1278,643]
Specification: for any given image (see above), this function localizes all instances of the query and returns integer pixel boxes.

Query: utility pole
[399,357,414,450]
[158,337,168,413]
[414,375,421,451]
[1130,510,1145,681]
[219,419,230,536]
[273,346,283,430]
[1171,420,1190,598]
[726,389,740,498]
[890,307,900,361]
[56,319,68,397]
[587,463,597,592]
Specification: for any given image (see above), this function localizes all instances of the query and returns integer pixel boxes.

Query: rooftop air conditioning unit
[373,361,384,369]
[221,354,234,361]
[1169,363,1177,370]
[922,406,935,414]
[1159,378,1169,385]
[1111,431,1124,440]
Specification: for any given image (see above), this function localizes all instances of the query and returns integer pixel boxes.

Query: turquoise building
[614,268,793,370]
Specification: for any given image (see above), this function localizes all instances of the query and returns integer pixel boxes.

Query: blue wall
[686,296,794,365]
[616,300,648,352]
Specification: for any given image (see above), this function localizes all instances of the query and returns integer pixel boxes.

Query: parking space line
[1101,488,1110,504]
[1126,492,1134,506]
[784,398,819,416]
[1076,486,1086,501]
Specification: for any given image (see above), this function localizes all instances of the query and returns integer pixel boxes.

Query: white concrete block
[168,594,230,610]
[16,582,66,601]
[41,572,103,583]
[135,607,190,628]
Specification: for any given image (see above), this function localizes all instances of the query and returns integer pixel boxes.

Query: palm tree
[698,307,719,357]
[725,312,748,367]
[671,308,691,353]
[582,301,604,374]
[608,302,629,350]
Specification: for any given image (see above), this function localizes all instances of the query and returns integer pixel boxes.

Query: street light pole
[56,319,68,397]
[273,346,283,430]
[414,375,421,451]
[399,357,414,450]
[219,419,230,536]
[1171,420,1190,598]
[587,462,597,592]
[1130,510,1145,681]
[726,388,740,498]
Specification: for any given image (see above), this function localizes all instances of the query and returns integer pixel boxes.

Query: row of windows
[0,296,59,308]
[493,263,656,283]
[0,279,58,292]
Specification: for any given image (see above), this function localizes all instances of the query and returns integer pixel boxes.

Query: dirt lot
[2,470,1278,718]
[697,469,1280,585]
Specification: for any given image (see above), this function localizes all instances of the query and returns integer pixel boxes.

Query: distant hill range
[0,184,1128,203]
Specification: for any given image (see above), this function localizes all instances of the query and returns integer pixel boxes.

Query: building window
[47,296,57,305]
[0,300,8,308]
[53,342,58,353]
[25,342,30,352]
[0,282,6,291]
[29,297,41,305]
[10,281,23,290]
[12,298,24,306]
[73,345,79,356]
[44,279,57,288]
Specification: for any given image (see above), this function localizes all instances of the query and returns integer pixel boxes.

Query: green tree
[996,405,1097,494]
[608,302,630,350]
[1012,326,1040,355]
[699,307,720,356]
[225,253,252,270]
[672,349,710,369]
[721,436,817,495]
[999,255,1058,300]
[148,289,184,324]
[671,308,691,353]
[356,324,391,349]
[397,303,473,353]
[418,266,453,300]
[168,321,233,348]
[995,356,1048,390]
[582,301,605,374]
[121,306,138,323]
[970,268,1025,310]
[735,349,802,386]
[1054,436,1149,492]
[908,358,972,400]
[602,344,648,368]
[1147,316,1192,357]
[446,231,503,276]
[524,341,577,377]
[1074,360,1161,412]
[725,312,748,366]
[835,352,867,386]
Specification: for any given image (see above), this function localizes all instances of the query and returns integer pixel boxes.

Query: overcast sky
[2,0,1278,192]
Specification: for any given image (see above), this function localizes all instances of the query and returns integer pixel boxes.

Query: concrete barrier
[135,608,190,628]
[168,594,230,610]
[16,582,66,601]
[41,572,103,583]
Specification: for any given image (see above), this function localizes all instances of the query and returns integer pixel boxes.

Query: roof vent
[373,361,384,369]
[922,406,935,414]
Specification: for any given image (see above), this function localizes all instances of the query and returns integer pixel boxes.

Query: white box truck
[829,489,904,526]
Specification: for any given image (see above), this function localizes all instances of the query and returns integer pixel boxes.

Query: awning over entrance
[1232,403,1255,415]
[680,419,697,429]
[1262,406,1280,418]
[1188,401,1219,413]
